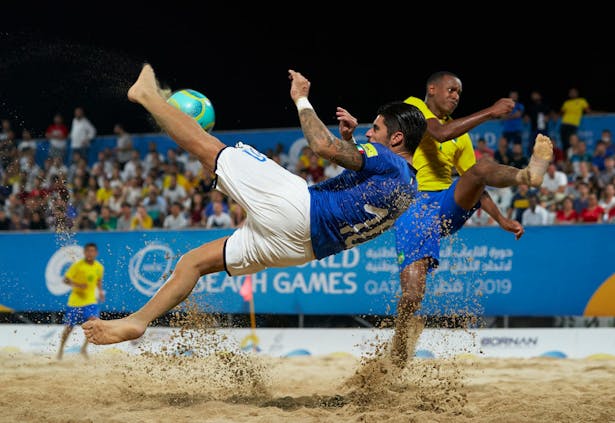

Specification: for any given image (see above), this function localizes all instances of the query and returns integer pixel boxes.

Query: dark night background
[1,4,613,138]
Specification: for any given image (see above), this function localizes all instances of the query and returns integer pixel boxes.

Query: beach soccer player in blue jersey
[83,64,426,345]
[337,71,554,367]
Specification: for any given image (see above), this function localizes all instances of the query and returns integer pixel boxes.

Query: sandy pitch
[1,350,614,423]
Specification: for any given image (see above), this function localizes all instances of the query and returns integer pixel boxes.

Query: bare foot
[517,134,554,187]
[82,317,146,345]
[127,63,162,104]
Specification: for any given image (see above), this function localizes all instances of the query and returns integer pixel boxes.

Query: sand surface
[2,348,615,423]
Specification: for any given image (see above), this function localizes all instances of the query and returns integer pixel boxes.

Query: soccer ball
[167,89,215,132]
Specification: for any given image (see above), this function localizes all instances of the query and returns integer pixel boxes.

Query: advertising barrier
[1,225,614,316]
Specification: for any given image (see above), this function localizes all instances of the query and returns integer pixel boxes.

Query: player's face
[365,115,391,147]
[84,246,98,262]
[431,75,462,115]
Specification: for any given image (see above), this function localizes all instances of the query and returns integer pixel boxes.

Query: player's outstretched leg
[127,63,225,173]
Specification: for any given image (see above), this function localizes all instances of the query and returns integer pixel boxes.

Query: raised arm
[428,98,514,142]
[289,69,363,171]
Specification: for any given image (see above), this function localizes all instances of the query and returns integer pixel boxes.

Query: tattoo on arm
[299,109,363,171]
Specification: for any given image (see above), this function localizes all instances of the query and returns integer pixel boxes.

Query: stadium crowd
[1,97,615,233]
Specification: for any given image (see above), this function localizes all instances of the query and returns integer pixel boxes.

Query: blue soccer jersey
[308,142,417,259]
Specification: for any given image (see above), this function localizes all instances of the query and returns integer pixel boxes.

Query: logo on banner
[45,245,83,296]
[129,243,175,296]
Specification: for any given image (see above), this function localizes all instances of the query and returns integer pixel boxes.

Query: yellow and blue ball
[167,89,215,132]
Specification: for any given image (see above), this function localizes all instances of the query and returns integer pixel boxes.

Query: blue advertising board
[1,225,613,316]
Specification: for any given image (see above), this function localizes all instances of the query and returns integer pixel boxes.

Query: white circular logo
[45,245,83,296]
[129,243,174,296]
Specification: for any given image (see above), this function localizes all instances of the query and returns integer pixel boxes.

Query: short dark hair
[376,102,426,154]
[426,71,459,89]
[84,242,97,250]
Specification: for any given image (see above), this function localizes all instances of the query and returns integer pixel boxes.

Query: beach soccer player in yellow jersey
[57,243,105,359]
[337,71,554,367]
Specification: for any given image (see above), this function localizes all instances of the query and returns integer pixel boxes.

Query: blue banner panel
[0,225,613,316]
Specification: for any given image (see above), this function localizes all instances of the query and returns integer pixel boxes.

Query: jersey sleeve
[404,96,437,120]
[64,262,79,280]
[358,142,404,176]
[454,133,477,175]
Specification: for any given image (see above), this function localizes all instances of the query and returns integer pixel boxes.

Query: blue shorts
[63,304,100,326]
[394,178,480,273]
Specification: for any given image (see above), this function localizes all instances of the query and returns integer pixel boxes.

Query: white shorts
[214,143,315,276]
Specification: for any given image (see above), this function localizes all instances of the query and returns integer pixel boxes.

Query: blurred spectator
[522,194,549,226]
[599,184,615,218]
[555,196,578,224]
[69,107,96,161]
[121,150,142,181]
[18,129,37,152]
[0,209,10,230]
[188,192,206,227]
[597,129,615,157]
[45,113,69,161]
[0,119,12,141]
[229,201,246,228]
[487,186,513,215]
[95,205,117,230]
[130,205,153,230]
[116,202,133,231]
[559,88,590,155]
[142,186,167,226]
[575,161,598,189]
[578,193,604,223]
[0,128,17,168]
[107,185,124,215]
[96,178,113,207]
[524,90,551,148]
[206,200,232,229]
[508,184,531,223]
[572,181,590,215]
[324,160,345,179]
[184,153,202,176]
[9,212,27,230]
[166,148,185,173]
[306,154,325,183]
[501,90,524,145]
[493,136,511,165]
[570,140,592,176]
[274,143,291,170]
[204,190,228,218]
[144,142,165,169]
[541,163,568,204]
[465,208,495,226]
[162,174,187,205]
[591,141,608,173]
[598,156,615,189]
[113,124,133,167]
[163,202,188,230]
[509,143,529,169]
[474,138,494,161]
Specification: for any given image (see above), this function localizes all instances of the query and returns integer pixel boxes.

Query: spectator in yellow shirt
[130,204,154,229]
[560,88,590,156]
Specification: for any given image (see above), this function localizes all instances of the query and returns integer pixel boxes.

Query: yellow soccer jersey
[561,97,589,127]
[65,259,104,307]
[404,96,476,191]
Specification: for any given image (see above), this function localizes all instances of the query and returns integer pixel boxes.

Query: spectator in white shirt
[541,163,568,203]
[163,202,188,230]
[522,194,549,226]
[113,124,133,167]
[206,200,232,229]
[69,107,96,161]
[324,161,345,179]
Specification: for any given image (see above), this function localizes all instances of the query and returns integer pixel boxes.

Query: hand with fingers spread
[336,107,358,142]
